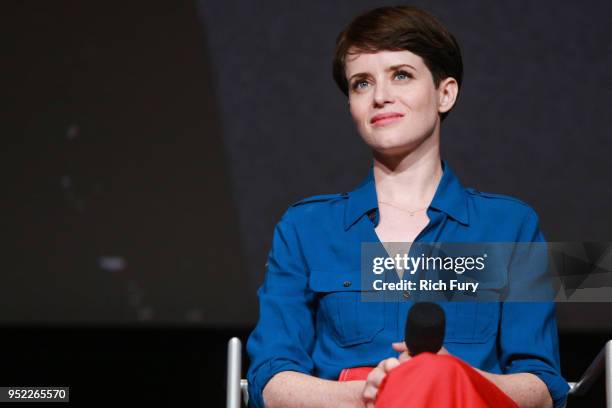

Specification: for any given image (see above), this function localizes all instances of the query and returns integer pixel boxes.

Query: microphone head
[404,302,446,356]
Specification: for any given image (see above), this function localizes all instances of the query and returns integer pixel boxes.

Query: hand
[361,343,413,407]
[362,357,400,408]
[361,342,451,406]
[392,341,450,362]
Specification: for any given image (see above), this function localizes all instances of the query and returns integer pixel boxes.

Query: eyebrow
[348,63,417,82]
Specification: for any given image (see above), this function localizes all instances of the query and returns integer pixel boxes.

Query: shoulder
[465,187,540,223]
[290,193,347,208]
[285,193,347,217]
[279,192,347,229]
[464,188,544,241]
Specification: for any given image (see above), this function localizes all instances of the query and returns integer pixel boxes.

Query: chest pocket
[441,273,506,344]
[309,270,385,347]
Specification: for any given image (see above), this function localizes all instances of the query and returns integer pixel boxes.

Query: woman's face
[345,49,454,156]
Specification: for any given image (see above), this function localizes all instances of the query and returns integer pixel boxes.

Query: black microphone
[404,302,446,356]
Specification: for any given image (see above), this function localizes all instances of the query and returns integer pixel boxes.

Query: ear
[437,77,459,114]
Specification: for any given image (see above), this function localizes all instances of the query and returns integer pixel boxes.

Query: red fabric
[338,353,518,408]
[338,366,374,381]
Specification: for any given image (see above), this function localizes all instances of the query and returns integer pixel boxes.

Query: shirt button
[343,281,352,287]
[403,291,410,299]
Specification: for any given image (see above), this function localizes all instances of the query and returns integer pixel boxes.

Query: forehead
[344,49,426,76]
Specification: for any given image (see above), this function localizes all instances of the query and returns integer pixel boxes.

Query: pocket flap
[460,271,507,290]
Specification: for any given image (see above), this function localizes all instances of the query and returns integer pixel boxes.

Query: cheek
[401,88,432,110]
[349,102,375,143]
[400,88,439,120]
[349,100,368,127]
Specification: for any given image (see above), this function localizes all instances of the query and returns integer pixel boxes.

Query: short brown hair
[332,6,463,120]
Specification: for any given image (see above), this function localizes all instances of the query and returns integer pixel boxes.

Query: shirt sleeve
[246,208,316,408]
[499,209,569,408]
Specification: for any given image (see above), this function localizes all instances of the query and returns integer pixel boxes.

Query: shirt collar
[344,160,470,230]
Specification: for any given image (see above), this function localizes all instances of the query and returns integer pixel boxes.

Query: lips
[370,112,404,125]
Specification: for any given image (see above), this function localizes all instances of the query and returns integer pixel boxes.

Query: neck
[372,129,443,209]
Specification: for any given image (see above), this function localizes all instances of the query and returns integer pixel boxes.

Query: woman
[246,6,568,408]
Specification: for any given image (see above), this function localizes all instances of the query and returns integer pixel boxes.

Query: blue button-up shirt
[247,161,568,408]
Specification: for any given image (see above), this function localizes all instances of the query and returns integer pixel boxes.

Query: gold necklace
[378,200,428,216]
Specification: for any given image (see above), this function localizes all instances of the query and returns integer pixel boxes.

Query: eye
[394,70,412,81]
[351,79,370,91]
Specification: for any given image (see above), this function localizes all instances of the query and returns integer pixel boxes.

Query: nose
[373,80,394,107]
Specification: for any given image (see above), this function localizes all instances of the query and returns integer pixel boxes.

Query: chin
[369,133,423,153]
[371,141,421,158]
[367,123,437,154]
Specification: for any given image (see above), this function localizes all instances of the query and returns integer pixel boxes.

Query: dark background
[3,0,611,406]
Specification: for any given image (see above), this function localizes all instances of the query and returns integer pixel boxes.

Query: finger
[438,346,450,355]
[362,383,378,401]
[366,366,387,388]
[366,357,399,390]
[383,357,400,372]
[398,351,411,363]
[392,341,407,352]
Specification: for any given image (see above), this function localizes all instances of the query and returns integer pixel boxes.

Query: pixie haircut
[332,6,463,120]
